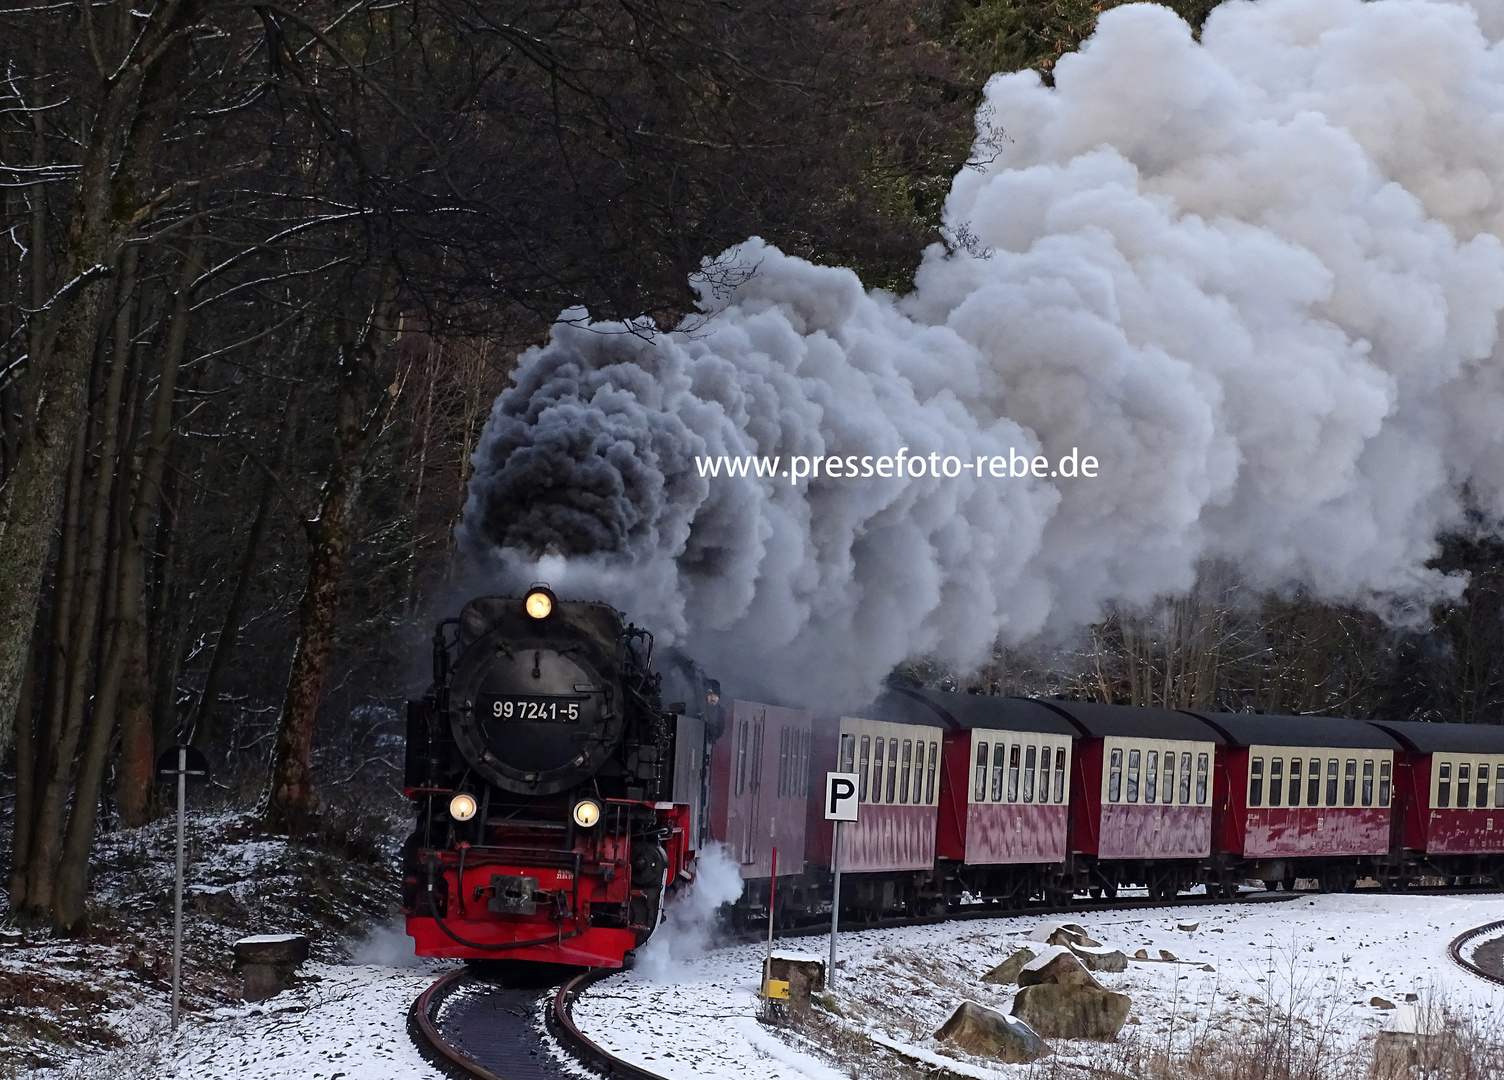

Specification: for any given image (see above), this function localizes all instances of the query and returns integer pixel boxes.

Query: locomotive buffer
[825,772,860,988]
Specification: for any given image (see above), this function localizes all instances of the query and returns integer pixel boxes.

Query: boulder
[1028,921,1100,948]
[982,947,1038,985]
[1132,948,1149,960]
[1370,996,1395,1010]
[1011,984,1132,1041]
[1068,943,1128,973]
[233,934,309,1002]
[767,952,825,1001]
[1177,922,1199,932]
[1018,946,1104,990]
[1370,1006,1445,1079]
[935,1000,1050,1063]
[1158,949,1178,962]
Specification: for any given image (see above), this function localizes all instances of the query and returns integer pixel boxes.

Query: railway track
[409,964,662,1080]
[411,886,1504,1079]
[1448,919,1504,987]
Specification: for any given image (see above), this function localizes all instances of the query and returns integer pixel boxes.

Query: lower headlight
[572,798,602,828]
[449,792,478,822]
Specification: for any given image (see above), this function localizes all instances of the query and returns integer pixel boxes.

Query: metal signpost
[153,744,210,1031]
[823,772,860,987]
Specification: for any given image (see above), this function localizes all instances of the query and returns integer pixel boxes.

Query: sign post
[824,772,860,988]
[154,744,210,1031]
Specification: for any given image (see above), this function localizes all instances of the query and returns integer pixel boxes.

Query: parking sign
[824,772,860,821]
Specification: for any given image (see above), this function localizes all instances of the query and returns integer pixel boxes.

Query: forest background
[0,0,1499,934]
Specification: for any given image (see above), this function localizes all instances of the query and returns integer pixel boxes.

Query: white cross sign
[824,772,860,821]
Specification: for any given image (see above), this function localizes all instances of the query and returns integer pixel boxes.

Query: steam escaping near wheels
[461,0,1504,710]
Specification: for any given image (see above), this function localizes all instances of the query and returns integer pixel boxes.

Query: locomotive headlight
[525,587,554,619]
[572,798,602,828]
[449,792,478,822]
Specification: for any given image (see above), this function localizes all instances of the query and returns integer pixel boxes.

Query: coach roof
[1039,700,1223,743]
[1367,720,1504,755]
[1186,711,1401,750]
[879,688,1078,736]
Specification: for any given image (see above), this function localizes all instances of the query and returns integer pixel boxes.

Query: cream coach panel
[1101,736,1216,806]
[1245,745,1394,809]
[968,729,1072,806]
[840,716,943,807]
[1430,752,1504,810]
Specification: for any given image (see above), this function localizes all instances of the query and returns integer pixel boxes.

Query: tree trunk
[263,280,399,835]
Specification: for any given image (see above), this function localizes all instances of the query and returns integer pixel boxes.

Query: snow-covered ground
[572,894,1504,1079]
[14,892,1504,1079]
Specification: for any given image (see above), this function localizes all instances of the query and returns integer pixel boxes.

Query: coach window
[1145,751,1159,804]
[866,737,878,806]
[782,731,794,800]
[1326,759,1339,806]
[1308,758,1321,806]
[1288,758,1302,806]
[873,738,886,803]
[912,742,924,804]
[1458,763,1472,809]
[1127,749,1142,803]
[1362,760,1375,807]
[886,738,899,803]
[1249,758,1264,807]
[1478,764,1489,809]
[973,741,988,802]
[1004,744,1019,802]
[992,742,1006,802]
[1381,760,1394,808]
[1494,765,1503,810]
[1179,753,1192,805]
[1437,761,1451,808]
[1196,753,1209,804]
[1163,752,1177,804]
[735,721,749,796]
[900,740,913,804]
[1269,758,1283,807]
[928,742,939,804]
[1344,759,1357,806]
[1023,746,1037,803]
[840,734,856,774]
[1109,749,1124,802]
[1055,747,1068,803]
[801,731,811,797]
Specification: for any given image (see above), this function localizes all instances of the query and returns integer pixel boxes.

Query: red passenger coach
[1191,712,1399,892]
[889,688,1078,905]
[1042,702,1219,899]
[707,700,813,907]
[802,693,946,915]
[1371,720,1504,884]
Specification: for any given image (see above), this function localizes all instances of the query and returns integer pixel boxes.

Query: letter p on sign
[825,772,860,821]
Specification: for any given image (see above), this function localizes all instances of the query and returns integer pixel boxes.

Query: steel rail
[1447,919,1504,987]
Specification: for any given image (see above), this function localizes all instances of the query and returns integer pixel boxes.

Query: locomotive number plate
[480,694,588,722]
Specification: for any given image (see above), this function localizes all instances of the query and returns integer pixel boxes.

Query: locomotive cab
[401,588,694,968]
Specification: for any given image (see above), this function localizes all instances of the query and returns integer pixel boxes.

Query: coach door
[736,709,766,865]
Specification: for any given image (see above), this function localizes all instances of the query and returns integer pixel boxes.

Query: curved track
[410,965,664,1080]
[1448,919,1504,987]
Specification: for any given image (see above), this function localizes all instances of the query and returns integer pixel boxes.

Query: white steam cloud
[634,842,745,980]
[460,0,1504,708]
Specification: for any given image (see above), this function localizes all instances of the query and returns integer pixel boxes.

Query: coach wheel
[1088,886,1102,900]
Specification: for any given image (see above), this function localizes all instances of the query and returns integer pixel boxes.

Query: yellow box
[765,979,790,1000]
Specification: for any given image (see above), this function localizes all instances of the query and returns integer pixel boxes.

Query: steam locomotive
[400,587,709,968]
[403,589,1504,971]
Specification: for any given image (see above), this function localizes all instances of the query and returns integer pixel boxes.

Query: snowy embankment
[571,894,1504,1080]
